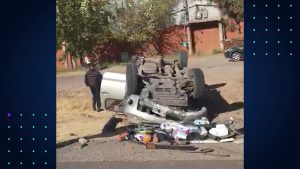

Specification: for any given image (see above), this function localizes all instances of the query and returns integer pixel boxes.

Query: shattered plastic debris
[160,122,180,132]
[199,126,208,136]
[173,125,189,139]
[79,138,88,145]
[186,125,208,140]
[219,138,234,143]
[190,140,219,144]
[121,115,239,146]
[190,138,234,144]
[142,134,152,144]
[134,134,145,142]
[134,126,153,134]
[155,130,174,143]
[209,124,229,137]
[185,125,200,132]
[194,117,210,126]
[78,138,88,149]
[133,133,153,144]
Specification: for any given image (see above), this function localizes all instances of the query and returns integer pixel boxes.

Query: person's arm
[85,72,89,86]
[97,72,102,86]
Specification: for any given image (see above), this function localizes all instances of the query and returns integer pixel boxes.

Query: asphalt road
[57,160,243,169]
[57,138,243,162]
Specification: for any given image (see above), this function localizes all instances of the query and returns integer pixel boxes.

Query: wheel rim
[232,53,240,61]
[189,74,196,98]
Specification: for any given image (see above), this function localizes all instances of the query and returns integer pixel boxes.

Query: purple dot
[7,113,11,117]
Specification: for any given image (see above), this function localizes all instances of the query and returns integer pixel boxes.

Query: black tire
[189,68,205,99]
[131,55,137,63]
[125,64,138,97]
[178,51,188,69]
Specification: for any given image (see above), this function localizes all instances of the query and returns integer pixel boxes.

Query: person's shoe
[93,107,97,111]
[97,108,103,112]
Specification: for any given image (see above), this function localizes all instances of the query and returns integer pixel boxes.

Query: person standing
[85,63,102,112]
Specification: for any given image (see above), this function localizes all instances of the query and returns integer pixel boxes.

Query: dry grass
[56,87,118,143]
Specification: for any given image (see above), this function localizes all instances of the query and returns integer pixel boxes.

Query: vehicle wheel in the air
[125,64,138,97]
[131,55,137,63]
[189,68,205,99]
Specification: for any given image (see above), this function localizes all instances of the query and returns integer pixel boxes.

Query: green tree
[213,0,244,37]
[56,0,111,59]
[56,0,177,61]
[108,0,176,55]
[213,0,243,22]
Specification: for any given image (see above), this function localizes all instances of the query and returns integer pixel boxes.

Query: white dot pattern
[5,112,50,167]
[250,2,295,58]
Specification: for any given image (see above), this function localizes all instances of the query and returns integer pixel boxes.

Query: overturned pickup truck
[101,51,207,124]
[126,52,205,109]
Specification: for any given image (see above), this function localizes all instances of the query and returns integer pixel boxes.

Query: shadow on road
[194,83,244,121]
[82,117,138,139]
[56,117,136,148]
[206,83,227,89]
[100,121,136,138]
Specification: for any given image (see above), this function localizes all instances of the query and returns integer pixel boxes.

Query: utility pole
[184,0,193,55]
[62,41,71,70]
[184,0,189,22]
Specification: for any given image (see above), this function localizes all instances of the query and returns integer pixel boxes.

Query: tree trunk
[139,42,155,57]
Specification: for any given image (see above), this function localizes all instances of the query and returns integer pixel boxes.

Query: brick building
[56,0,244,70]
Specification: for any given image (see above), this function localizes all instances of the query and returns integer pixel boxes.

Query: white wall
[109,0,221,25]
[170,0,221,25]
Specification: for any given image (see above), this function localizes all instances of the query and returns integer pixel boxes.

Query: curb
[57,138,81,148]
[56,133,118,148]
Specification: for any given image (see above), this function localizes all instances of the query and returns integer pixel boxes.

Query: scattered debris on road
[109,112,243,153]
[78,138,88,149]
[69,133,77,136]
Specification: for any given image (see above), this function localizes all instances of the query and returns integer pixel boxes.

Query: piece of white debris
[220,138,234,143]
[79,138,88,146]
[209,124,229,137]
[229,117,234,124]
[190,140,219,144]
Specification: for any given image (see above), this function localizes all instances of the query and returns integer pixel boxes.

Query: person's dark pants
[90,86,101,110]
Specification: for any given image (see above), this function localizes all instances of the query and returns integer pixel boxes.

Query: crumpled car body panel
[122,95,207,124]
